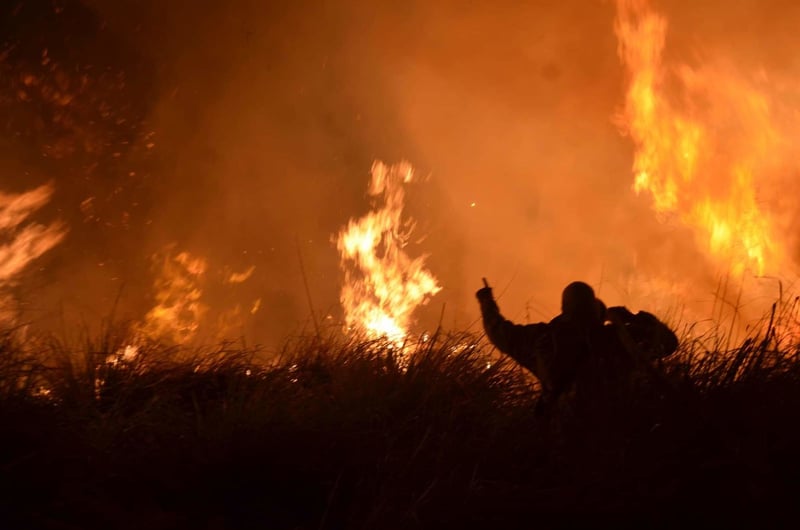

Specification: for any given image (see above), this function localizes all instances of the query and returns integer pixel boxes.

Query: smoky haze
[4,0,800,348]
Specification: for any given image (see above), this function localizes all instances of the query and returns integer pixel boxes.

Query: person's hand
[476,277,494,302]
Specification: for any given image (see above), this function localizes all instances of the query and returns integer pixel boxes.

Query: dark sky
[2,0,799,348]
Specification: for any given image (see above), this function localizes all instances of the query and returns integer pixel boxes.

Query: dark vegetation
[2,312,800,529]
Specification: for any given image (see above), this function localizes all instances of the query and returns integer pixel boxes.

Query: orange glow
[615,0,784,277]
[336,161,441,343]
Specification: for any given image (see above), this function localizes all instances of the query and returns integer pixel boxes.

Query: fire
[110,253,260,368]
[0,183,65,323]
[614,0,786,277]
[336,161,441,342]
[226,265,255,284]
[137,248,208,344]
[106,344,139,367]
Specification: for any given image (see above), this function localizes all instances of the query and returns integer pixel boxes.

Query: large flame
[336,161,441,342]
[614,0,788,277]
[0,183,65,323]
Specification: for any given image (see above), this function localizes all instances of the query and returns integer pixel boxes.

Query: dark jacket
[477,289,678,402]
[607,305,679,360]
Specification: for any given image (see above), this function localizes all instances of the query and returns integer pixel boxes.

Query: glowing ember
[226,266,256,284]
[615,0,785,277]
[0,183,65,322]
[336,161,441,342]
[107,344,139,366]
[138,249,208,344]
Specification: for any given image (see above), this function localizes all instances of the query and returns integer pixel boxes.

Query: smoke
[3,0,800,347]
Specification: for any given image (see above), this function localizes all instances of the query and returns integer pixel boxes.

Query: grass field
[1,314,800,529]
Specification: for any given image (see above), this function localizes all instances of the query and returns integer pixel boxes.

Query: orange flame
[0,183,65,322]
[0,183,65,282]
[337,161,441,342]
[615,0,785,277]
[138,249,208,344]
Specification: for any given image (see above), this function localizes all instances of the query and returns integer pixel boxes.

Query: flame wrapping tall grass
[336,161,441,343]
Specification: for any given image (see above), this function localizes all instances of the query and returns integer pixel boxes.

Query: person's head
[561,281,602,323]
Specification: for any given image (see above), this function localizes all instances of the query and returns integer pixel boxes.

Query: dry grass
[1,314,800,528]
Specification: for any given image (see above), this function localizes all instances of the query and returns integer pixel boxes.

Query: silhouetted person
[476,279,678,410]
[605,304,679,361]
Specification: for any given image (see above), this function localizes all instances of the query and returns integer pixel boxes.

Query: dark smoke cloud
[3,0,799,346]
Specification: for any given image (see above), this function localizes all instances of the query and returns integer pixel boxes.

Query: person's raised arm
[476,278,547,365]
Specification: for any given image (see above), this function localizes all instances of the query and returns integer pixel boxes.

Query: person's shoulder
[523,321,549,333]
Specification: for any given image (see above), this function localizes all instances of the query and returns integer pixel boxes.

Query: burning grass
[2,318,800,528]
